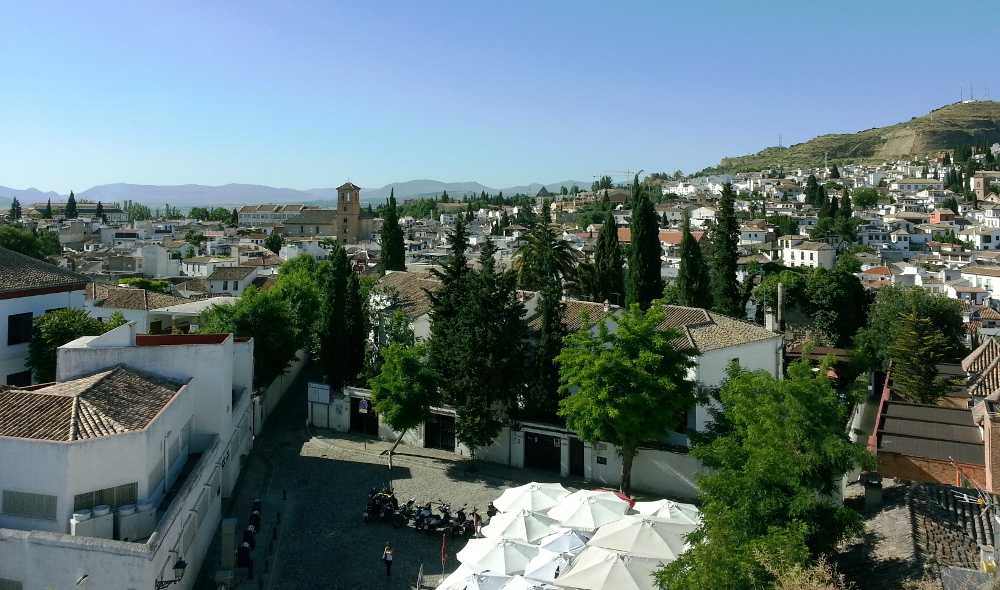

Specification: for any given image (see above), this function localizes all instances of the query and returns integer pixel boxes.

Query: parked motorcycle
[450,505,476,538]
[363,484,398,523]
[391,498,417,529]
[412,502,434,531]
[419,502,454,534]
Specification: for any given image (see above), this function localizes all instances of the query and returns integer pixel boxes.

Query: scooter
[420,503,453,534]
[391,498,417,529]
[450,505,476,538]
[363,485,398,523]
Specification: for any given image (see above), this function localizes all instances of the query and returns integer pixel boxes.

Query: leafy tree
[591,175,613,192]
[829,164,840,179]
[523,271,567,422]
[65,191,77,219]
[0,225,61,261]
[272,254,322,344]
[9,197,22,220]
[590,209,626,305]
[189,207,210,221]
[942,196,960,214]
[710,182,741,317]
[888,311,962,404]
[851,188,879,210]
[264,232,284,255]
[625,179,662,310]
[315,244,365,387]
[184,245,196,259]
[839,190,853,220]
[804,175,820,207]
[183,230,206,250]
[43,199,53,219]
[95,201,104,222]
[26,308,107,383]
[197,286,301,387]
[514,208,577,291]
[803,268,867,348]
[943,152,952,166]
[380,189,406,273]
[677,217,712,308]
[370,342,440,453]
[855,285,965,372]
[230,208,238,225]
[118,278,171,293]
[658,359,876,590]
[557,301,699,496]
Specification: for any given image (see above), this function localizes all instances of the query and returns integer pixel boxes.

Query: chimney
[603,299,610,313]
[776,282,786,332]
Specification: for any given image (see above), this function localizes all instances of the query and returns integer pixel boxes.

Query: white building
[0,325,256,590]
[1,247,90,386]
[778,236,837,269]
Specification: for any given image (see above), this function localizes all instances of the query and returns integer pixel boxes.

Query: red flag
[441,534,447,565]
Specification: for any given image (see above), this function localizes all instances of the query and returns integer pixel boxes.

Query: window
[2,490,57,520]
[6,312,32,346]
[6,371,31,387]
[73,483,138,511]
[222,281,228,290]
[232,281,238,291]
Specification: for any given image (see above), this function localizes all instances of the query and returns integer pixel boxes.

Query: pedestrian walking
[382,542,394,579]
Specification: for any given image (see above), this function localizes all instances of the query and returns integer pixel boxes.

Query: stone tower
[336,182,361,243]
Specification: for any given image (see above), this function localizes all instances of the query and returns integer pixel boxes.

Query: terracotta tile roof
[375,271,442,320]
[207,266,256,281]
[526,299,621,333]
[175,278,210,294]
[964,337,1000,372]
[86,283,187,310]
[657,304,781,352]
[284,209,338,225]
[240,256,284,267]
[0,366,184,441]
[978,307,1000,321]
[0,246,90,294]
[337,182,361,190]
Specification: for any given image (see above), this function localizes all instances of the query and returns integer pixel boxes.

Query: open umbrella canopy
[630,500,700,525]
[499,575,561,590]
[546,490,630,532]
[437,568,514,590]
[586,515,696,560]
[457,537,541,575]
[537,529,592,555]
[522,549,574,585]
[481,509,561,543]
[493,482,571,514]
[555,546,662,590]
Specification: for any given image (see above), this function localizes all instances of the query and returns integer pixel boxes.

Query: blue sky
[0,0,995,192]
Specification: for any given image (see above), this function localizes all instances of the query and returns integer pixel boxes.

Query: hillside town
[7,147,1000,590]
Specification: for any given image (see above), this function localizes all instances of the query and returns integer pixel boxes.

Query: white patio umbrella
[499,575,561,590]
[481,509,561,543]
[554,546,662,590]
[493,482,571,514]
[546,490,630,531]
[457,537,541,575]
[630,499,701,525]
[439,564,477,590]
[537,528,592,555]
[586,514,696,560]
[438,568,514,590]
[522,549,574,584]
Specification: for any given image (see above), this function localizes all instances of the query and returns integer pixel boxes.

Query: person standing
[382,542,394,579]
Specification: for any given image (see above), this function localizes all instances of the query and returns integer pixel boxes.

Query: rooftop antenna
[961,79,964,103]
[778,133,783,149]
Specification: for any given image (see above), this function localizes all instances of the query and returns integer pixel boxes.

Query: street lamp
[154,558,187,589]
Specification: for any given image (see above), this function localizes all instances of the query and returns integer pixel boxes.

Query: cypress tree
[625,177,663,310]
[840,190,853,219]
[710,182,742,317]
[591,209,625,305]
[830,164,840,179]
[65,191,77,219]
[43,199,53,219]
[9,197,21,220]
[95,201,104,221]
[380,189,406,273]
[677,216,712,309]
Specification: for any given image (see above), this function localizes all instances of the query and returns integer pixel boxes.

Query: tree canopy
[888,311,962,404]
[264,232,284,255]
[677,216,712,309]
[625,179,663,310]
[0,225,61,261]
[26,308,109,383]
[369,342,440,439]
[557,301,699,496]
[589,208,625,305]
[710,182,742,317]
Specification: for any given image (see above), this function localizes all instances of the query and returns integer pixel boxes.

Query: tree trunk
[620,447,635,497]
[388,428,408,455]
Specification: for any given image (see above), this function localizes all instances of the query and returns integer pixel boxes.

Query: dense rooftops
[0,246,90,294]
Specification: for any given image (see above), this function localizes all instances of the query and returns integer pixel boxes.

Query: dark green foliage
[65,191,77,219]
[851,188,879,210]
[523,279,567,423]
[591,209,625,305]
[0,225,61,261]
[230,208,238,225]
[315,245,365,387]
[659,359,876,590]
[754,266,866,347]
[710,183,741,317]
[677,217,712,308]
[370,342,440,435]
[380,189,406,273]
[625,180,662,310]
[9,197,22,220]
[272,254,322,346]
[515,212,576,291]
[26,308,107,383]
[942,196,960,215]
[591,175,614,192]
[855,284,965,372]
[95,201,104,221]
[118,278,171,293]
[889,312,962,404]
[829,164,840,179]
[264,232,284,255]
[558,301,699,496]
[43,199,53,219]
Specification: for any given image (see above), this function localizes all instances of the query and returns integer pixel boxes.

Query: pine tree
[839,190,853,219]
[828,196,839,219]
[590,209,625,305]
[380,189,406,273]
[65,191,77,219]
[316,244,362,387]
[9,197,21,220]
[830,164,840,179]
[677,216,712,308]
[804,175,820,207]
[625,178,662,310]
[710,182,742,317]
[95,201,104,221]
[43,199,53,219]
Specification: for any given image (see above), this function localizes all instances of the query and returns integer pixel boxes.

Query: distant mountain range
[0,179,591,210]
[710,101,1000,174]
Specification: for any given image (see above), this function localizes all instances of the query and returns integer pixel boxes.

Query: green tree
[43,199,53,219]
[514,210,577,291]
[625,180,662,310]
[710,182,741,317]
[264,232,284,255]
[888,311,962,404]
[65,191,77,219]
[197,286,301,387]
[230,208,238,225]
[676,216,712,308]
[95,201,104,221]
[9,197,22,220]
[271,254,322,345]
[803,267,866,348]
[370,342,441,453]
[591,175,613,192]
[184,245,196,259]
[851,188,879,211]
[658,359,875,590]
[380,189,406,273]
[557,301,699,496]
[118,278,171,293]
[829,164,840,179]
[315,244,365,387]
[591,209,626,305]
[0,225,61,261]
[26,308,107,383]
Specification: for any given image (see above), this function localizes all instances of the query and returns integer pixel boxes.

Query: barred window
[2,490,57,520]
[73,483,137,512]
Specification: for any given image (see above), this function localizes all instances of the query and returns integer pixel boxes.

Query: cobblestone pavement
[195,364,630,590]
